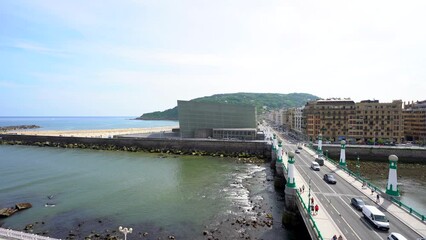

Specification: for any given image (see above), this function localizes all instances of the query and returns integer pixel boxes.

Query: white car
[310,161,320,171]
[387,232,407,240]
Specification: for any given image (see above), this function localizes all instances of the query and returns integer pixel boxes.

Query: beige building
[355,100,404,144]
[281,107,303,133]
[302,99,404,144]
[302,99,355,142]
[404,100,426,143]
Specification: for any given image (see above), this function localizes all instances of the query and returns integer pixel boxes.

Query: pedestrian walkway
[0,228,60,240]
[283,159,345,240]
[303,147,426,237]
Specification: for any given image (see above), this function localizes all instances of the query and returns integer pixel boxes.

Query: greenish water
[346,159,426,214]
[0,145,272,239]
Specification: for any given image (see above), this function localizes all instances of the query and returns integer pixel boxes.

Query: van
[362,205,389,231]
[315,157,324,166]
[311,161,320,171]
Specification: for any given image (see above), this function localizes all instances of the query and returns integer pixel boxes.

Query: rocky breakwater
[0,203,32,218]
[0,125,40,132]
[0,136,268,162]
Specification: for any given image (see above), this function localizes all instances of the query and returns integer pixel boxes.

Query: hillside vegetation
[136,92,318,120]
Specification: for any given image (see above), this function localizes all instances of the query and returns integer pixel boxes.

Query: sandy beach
[8,126,177,138]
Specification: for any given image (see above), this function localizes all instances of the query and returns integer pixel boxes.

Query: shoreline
[7,126,178,138]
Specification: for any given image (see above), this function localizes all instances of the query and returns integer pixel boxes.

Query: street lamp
[356,154,360,178]
[119,226,133,240]
[307,178,312,215]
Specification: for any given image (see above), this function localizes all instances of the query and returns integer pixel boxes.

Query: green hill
[136,92,319,120]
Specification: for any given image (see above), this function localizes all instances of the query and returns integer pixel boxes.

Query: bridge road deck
[313,147,426,237]
[299,144,426,239]
[279,142,344,239]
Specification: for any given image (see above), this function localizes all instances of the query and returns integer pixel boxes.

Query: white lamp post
[119,226,133,240]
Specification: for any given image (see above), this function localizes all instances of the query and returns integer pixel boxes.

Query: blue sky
[1,0,425,116]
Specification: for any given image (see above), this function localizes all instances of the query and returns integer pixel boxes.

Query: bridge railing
[295,190,324,240]
[0,228,60,240]
[306,146,426,222]
[390,197,426,221]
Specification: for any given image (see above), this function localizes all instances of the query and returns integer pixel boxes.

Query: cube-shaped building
[177,100,257,139]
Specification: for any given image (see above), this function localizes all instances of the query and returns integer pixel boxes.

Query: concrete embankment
[0,134,271,160]
[319,144,426,163]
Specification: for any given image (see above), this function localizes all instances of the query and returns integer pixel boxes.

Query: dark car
[351,197,365,211]
[323,174,337,184]
[315,157,324,166]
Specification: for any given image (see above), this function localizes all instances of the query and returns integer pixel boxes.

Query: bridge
[0,228,59,240]
[263,126,426,240]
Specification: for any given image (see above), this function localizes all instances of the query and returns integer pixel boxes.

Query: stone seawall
[0,134,272,160]
[318,144,426,163]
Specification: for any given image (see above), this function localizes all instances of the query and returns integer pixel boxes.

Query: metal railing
[307,146,426,222]
[295,190,324,240]
[390,197,426,221]
[0,228,60,240]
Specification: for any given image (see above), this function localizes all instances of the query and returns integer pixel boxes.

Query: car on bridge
[315,155,324,166]
[323,174,337,184]
[387,232,407,240]
[362,205,390,231]
[350,197,365,211]
[311,161,320,171]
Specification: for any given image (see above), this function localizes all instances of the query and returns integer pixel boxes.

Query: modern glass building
[177,100,257,138]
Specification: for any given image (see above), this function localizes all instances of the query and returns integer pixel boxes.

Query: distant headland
[0,125,40,132]
[135,92,318,120]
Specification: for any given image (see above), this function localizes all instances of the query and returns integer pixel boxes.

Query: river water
[346,159,426,214]
[0,145,301,239]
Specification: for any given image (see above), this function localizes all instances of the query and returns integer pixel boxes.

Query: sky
[1,0,425,116]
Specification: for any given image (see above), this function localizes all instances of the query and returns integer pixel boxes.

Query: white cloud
[13,41,69,57]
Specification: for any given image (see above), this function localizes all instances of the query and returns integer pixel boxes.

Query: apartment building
[282,107,303,133]
[355,100,404,144]
[302,99,356,142]
[404,100,426,142]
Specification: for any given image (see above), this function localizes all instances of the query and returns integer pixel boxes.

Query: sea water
[0,116,178,131]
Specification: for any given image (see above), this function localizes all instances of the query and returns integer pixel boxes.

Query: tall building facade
[302,99,404,143]
[281,107,303,133]
[302,99,356,142]
[294,107,303,133]
[178,100,257,138]
[404,100,426,142]
[355,100,404,144]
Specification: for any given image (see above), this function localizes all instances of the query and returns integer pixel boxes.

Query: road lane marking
[321,194,362,240]
[316,181,383,240]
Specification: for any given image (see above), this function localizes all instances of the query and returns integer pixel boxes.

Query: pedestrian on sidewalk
[302,185,305,193]
[311,197,314,205]
[314,204,319,215]
[371,188,375,195]
[332,235,337,240]
[376,194,380,203]
[337,235,343,240]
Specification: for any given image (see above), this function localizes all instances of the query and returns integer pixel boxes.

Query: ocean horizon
[0,116,178,131]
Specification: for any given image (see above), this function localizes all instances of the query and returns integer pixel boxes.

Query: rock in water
[15,203,32,210]
[0,208,18,217]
